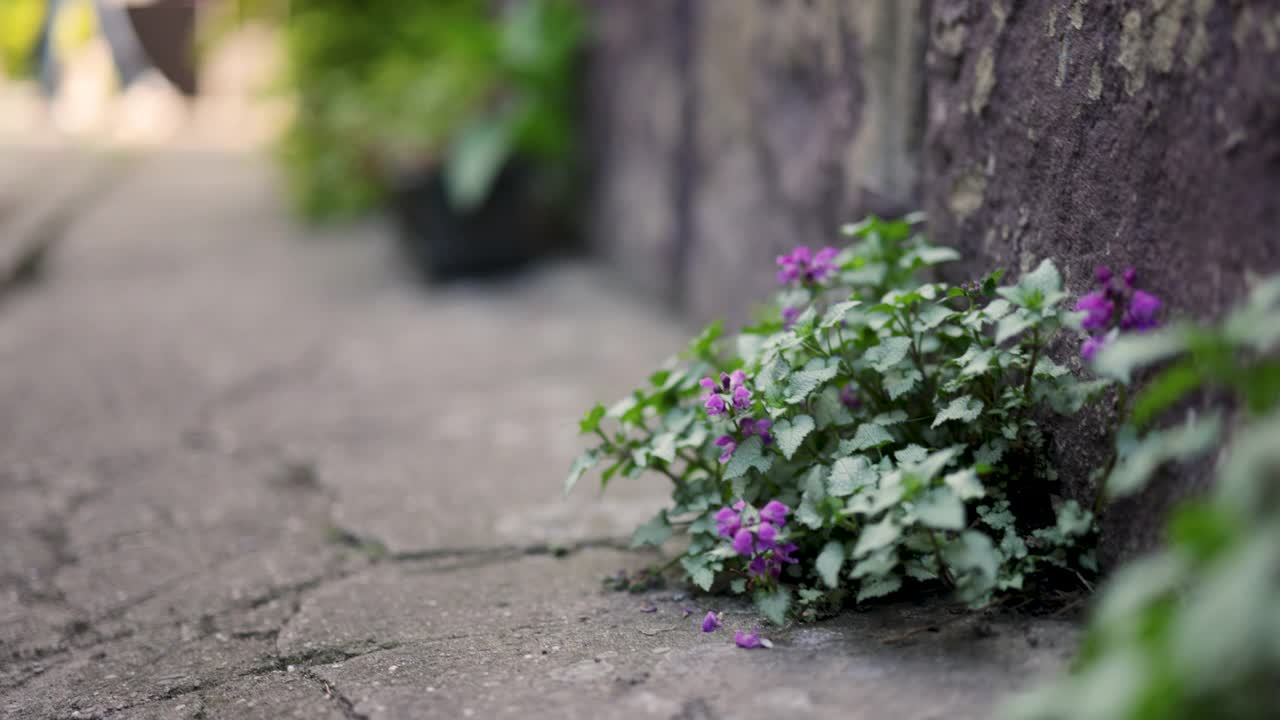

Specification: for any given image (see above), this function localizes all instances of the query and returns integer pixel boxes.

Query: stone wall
[587,0,928,323]
[586,0,1280,560]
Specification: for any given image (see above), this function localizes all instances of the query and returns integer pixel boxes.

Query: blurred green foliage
[1006,277,1280,720]
[0,0,47,78]
[273,0,582,219]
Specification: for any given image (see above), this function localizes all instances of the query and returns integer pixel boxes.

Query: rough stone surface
[588,0,928,325]
[585,0,691,304]
[922,0,1280,562]
[0,147,1078,718]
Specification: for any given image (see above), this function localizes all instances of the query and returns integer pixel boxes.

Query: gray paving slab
[0,148,1079,719]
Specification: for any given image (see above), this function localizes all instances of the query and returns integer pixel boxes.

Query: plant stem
[1092,384,1129,514]
[928,530,957,587]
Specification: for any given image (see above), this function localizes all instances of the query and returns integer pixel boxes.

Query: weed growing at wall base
[568,215,1117,624]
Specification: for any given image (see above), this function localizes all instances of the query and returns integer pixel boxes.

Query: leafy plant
[567,215,1111,623]
[275,0,581,218]
[0,0,45,79]
[1005,276,1280,720]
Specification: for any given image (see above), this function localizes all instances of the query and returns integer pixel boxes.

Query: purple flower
[735,629,764,649]
[839,384,860,410]
[748,555,770,577]
[759,500,790,527]
[701,611,721,633]
[732,528,755,556]
[774,543,799,564]
[703,393,726,416]
[1081,335,1106,361]
[781,306,801,329]
[732,385,753,410]
[729,370,747,389]
[715,506,743,538]
[754,418,774,445]
[1121,290,1161,332]
[1075,290,1114,331]
[1096,265,1112,285]
[756,521,778,548]
[714,434,737,464]
[776,246,839,286]
[810,247,839,282]
[1123,267,1137,287]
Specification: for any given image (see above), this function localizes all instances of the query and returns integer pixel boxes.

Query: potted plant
[277,0,582,279]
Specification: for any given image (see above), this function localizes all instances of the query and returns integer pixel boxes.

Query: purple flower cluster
[715,500,799,580]
[713,417,775,463]
[700,370,752,417]
[1075,265,1163,360]
[776,246,839,286]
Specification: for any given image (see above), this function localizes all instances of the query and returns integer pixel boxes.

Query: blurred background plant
[1,0,97,80]
[1005,277,1280,720]
[240,0,583,220]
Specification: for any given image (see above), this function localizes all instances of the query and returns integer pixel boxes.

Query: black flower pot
[390,162,562,282]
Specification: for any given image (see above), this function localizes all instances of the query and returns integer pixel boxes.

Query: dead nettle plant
[567,215,1163,632]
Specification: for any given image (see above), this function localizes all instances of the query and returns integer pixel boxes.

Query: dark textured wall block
[923,0,1280,562]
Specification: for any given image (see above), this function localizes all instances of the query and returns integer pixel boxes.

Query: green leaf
[884,368,923,400]
[829,455,876,497]
[932,396,984,428]
[681,555,715,592]
[631,511,672,548]
[816,541,846,589]
[579,403,606,434]
[689,320,724,360]
[785,361,840,404]
[812,386,854,429]
[724,435,773,481]
[1130,361,1203,427]
[944,468,985,500]
[916,304,956,330]
[851,547,898,578]
[755,586,791,626]
[565,449,599,495]
[820,300,861,329]
[773,415,815,460]
[841,423,896,453]
[1107,415,1222,498]
[943,531,999,585]
[854,516,902,557]
[1092,328,1188,383]
[872,410,909,426]
[856,575,903,602]
[974,439,1006,467]
[995,312,1036,344]
[444,116,514,211]
[912,246,962,265]
[958,347,996,378]
[1021,258,1063,297]
[797,465,828,529]
[650,432,678,463]
[907,446,961,483]
[914,487,966,530]
[865,337,913,373]
[894,444,928,464]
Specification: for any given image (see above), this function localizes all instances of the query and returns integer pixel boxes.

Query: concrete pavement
[0,147,1079,719]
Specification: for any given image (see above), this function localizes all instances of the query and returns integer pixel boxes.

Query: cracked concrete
[1,145,1080,718]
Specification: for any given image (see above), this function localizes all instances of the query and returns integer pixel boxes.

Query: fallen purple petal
[701,611,721,633]
[734,629,764,649]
